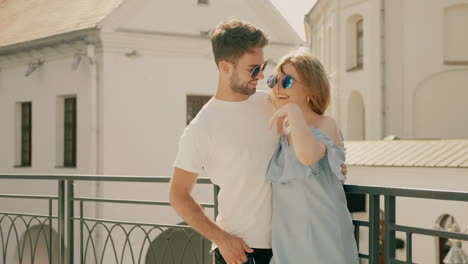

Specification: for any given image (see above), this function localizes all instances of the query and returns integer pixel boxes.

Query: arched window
[347,91,365,140]
[378,210,405,264]
[444,4,468,64]
[318,36,323,61]
[13,225,60,264]
[346,15,364,71]
[413,70,468,139]
[356,19,364,67]
[434,214,460,263]
[326,27,333,71]
[145,222,211,264]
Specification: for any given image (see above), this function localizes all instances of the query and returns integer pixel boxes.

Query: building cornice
[306,0,329,22]
[100,29,212,58]
[0,29,100,56]
[0,31,101,68]
[306,0,338,29]
[101,28,300,59]
[0,43,97,69]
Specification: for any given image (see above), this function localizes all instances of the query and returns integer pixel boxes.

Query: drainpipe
[86,41,98,180]
[85,36,102,252]
[380,0,387,138]
[337,0,342,127]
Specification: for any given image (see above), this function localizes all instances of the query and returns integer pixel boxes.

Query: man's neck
[215,81,250,102]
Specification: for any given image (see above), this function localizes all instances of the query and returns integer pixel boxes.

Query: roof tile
[0,0,122,48]
[345,140,468,168]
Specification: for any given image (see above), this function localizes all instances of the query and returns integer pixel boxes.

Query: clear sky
[270,0,318,41]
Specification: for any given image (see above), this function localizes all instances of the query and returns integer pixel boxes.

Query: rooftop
[0,0,122,48]
[345,139,468,168]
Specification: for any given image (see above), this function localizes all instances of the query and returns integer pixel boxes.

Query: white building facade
[0,0,303,263]
[345,139,468,264]
[306,0,468,141]
[307,1,468,263]
[0,0,302,179]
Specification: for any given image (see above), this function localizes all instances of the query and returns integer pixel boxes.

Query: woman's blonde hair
[272,49,330,115]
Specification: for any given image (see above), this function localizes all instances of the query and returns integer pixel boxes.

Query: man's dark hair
[210,18,269,67]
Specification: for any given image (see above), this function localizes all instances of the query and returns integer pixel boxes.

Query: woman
[266,50,359,263]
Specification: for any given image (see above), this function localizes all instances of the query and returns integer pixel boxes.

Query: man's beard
[230,70,256,96]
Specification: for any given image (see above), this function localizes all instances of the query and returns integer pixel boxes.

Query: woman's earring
[307,96,312,104]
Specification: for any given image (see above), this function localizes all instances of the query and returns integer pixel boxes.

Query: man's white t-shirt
[174,90,279,249]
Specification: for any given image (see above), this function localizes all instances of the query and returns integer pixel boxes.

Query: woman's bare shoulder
[316,116,344,147]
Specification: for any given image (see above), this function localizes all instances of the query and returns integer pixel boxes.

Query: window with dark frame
[64,97,77,167]
[438,237,450,264]
[356,19,364,67]
[21,102,32,166]
[435,215,456,264]
[443,5,468,65]
[187,95,212,125]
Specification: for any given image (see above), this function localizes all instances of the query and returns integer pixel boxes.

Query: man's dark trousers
[214,248,273,264]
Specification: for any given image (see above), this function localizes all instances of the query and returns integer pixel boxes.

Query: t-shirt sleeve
[173,124,208,174]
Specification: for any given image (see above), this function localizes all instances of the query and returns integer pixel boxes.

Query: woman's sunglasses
[267,75,295,89]
[228,60,268,78]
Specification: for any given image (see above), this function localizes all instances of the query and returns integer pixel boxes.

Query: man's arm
[169,167,252,264]
[169,168,224,242]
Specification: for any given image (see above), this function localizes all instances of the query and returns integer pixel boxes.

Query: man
[170,19,346,264]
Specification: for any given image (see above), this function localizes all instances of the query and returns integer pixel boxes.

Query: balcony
[0,174,467,264]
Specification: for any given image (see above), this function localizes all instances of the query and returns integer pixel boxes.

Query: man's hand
[170,168,252,264]
[216,232,253,264]
[341,164,348,180]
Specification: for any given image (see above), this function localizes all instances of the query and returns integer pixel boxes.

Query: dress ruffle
[311,128,346,184]
[267,127,345,184]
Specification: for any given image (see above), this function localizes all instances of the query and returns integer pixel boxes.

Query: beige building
[346,139,468,263]
[305,0,468,141]
[306,0,468,263]
[0,0,302,263]
[0,0,302,178]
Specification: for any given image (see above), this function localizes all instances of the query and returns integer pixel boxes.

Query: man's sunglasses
[228,60,268,78]
[267,74,295,89]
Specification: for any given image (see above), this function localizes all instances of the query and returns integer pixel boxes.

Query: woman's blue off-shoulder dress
[268,127,359,264]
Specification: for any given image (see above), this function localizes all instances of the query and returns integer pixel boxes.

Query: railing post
[59,180,66,264]
[369,194,380,264]
[385,196,396,264]
[406,232,412,263]
[354,225,360,252]
[213,185,220,264]
[80,201,84,264]
[214,185,220,219]
[67,180,75,264]
[49,199,53,264]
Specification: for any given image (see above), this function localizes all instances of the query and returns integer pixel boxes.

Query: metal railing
[0,174,214,264]
[345,185,468,264]
[1,174,468,264]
